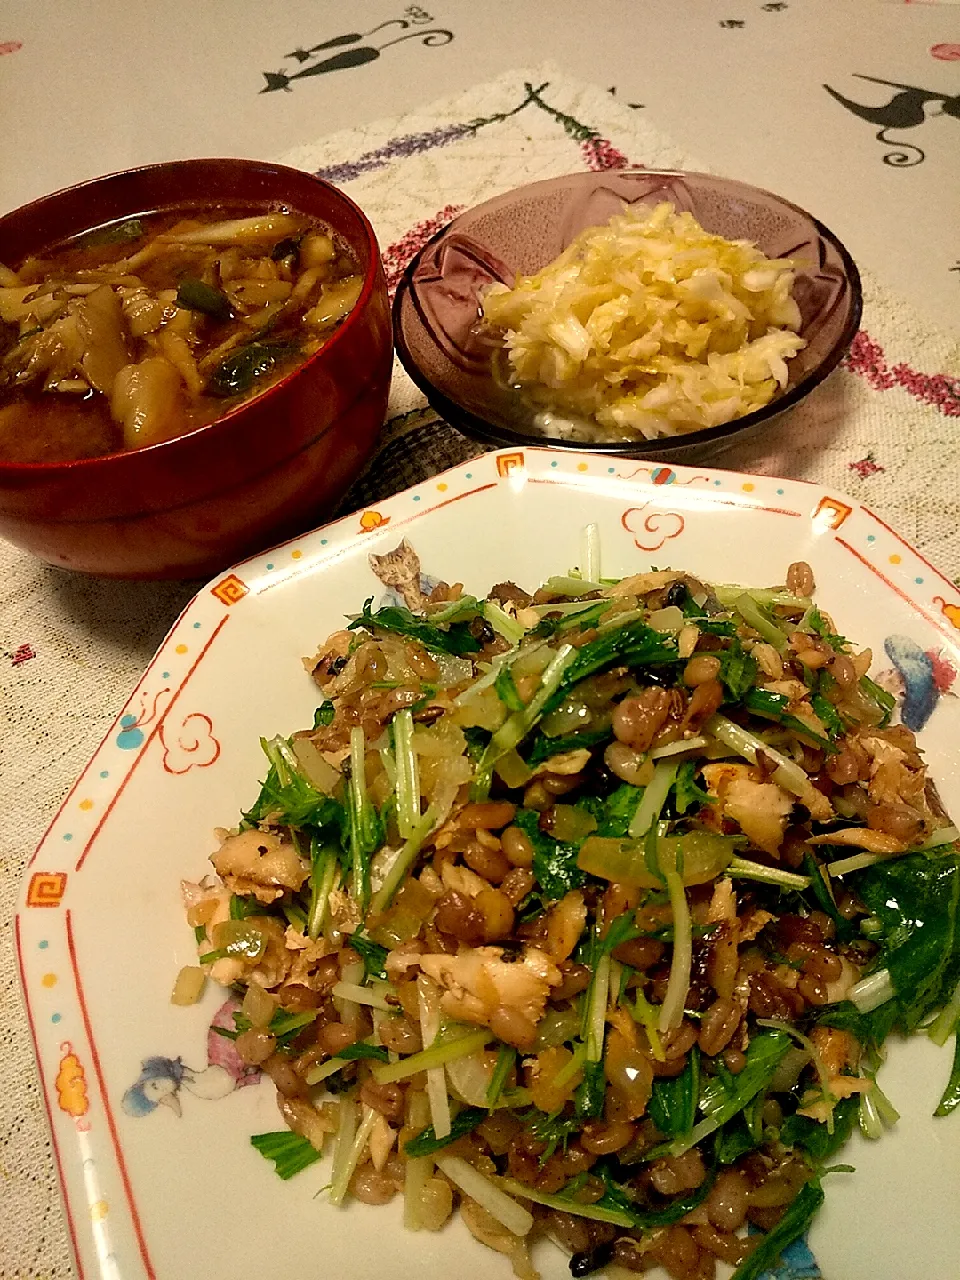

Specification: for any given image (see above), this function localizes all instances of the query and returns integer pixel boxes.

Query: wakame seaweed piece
[649,1047,699,1137]
[175,277,234,321]
[78,217,144,248]
[541,619,679,714]
[730,1179,824,1280]
[853,851,960,1033]
[207,341,300,397]
[271,235,302,263]
[525,726,612,766]
[348,597,481,656]
[513,808,584,900]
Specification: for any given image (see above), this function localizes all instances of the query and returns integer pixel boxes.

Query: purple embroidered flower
[315,122,476,184]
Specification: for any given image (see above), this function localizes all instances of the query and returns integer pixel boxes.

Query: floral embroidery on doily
[848,452,885,479]
[9,643,36,666]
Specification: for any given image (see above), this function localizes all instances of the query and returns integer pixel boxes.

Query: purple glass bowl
[394,170,862,463]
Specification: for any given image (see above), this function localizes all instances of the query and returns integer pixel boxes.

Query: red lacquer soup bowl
[0,159,392,578]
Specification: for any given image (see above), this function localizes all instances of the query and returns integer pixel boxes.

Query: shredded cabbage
[480,201,806,439]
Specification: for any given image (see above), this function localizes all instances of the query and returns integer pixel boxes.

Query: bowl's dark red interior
[0,159,392,578]
[394,170,862,464]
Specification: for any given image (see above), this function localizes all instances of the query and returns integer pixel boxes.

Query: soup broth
[0,205,363,463]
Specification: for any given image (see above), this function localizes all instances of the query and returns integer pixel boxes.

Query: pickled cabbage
[480,202,806,440]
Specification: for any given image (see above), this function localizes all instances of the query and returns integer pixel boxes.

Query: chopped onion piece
[435,1156,533,1237]
[328,1095,357,1204]
[929,977,960,1048]
[331,981,393,1011]
[650,736,708,760]
[849,969,895,1014]
[165,212,302,244]
[585,953,611,1062]
[417,980,451,1140]
[582,523,601,586]
[920,825,960,850]
[647,606,685,634]
[369,805,438,916]
[241,981,277,1028]
[705,713,813,804]
[658,869,692,1033]
[329,1103,378,1206]
[394,708,420,841]
[733,593,788,652]
[483,600,527,646]
[726,857,811,890]
[170,966,205,1006]
[541,575,606,596]
[373,1029,491,1086]
[404,1150,434,1231]
[304,1056,348,1087]
[628,760,678,838]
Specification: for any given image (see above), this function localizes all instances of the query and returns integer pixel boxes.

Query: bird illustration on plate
[122,999,260,1118]
[873,635,957,732]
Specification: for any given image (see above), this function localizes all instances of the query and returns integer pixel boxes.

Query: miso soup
[0,206,363,463]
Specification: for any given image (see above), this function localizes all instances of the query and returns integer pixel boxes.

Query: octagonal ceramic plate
[17,447,960,1280]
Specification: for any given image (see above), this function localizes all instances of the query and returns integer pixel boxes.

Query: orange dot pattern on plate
[91,1200,109,1223]
[889,554,902,565]
[78,799,93,812]
[436,483,448,492]
[41,973,57,989]
[360,510,389,531]
[291,550,303,560]
[175,644,188,655]
[741,482,755,492]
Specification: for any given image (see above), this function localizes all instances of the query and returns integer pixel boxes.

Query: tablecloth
[3,64,960,1279]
